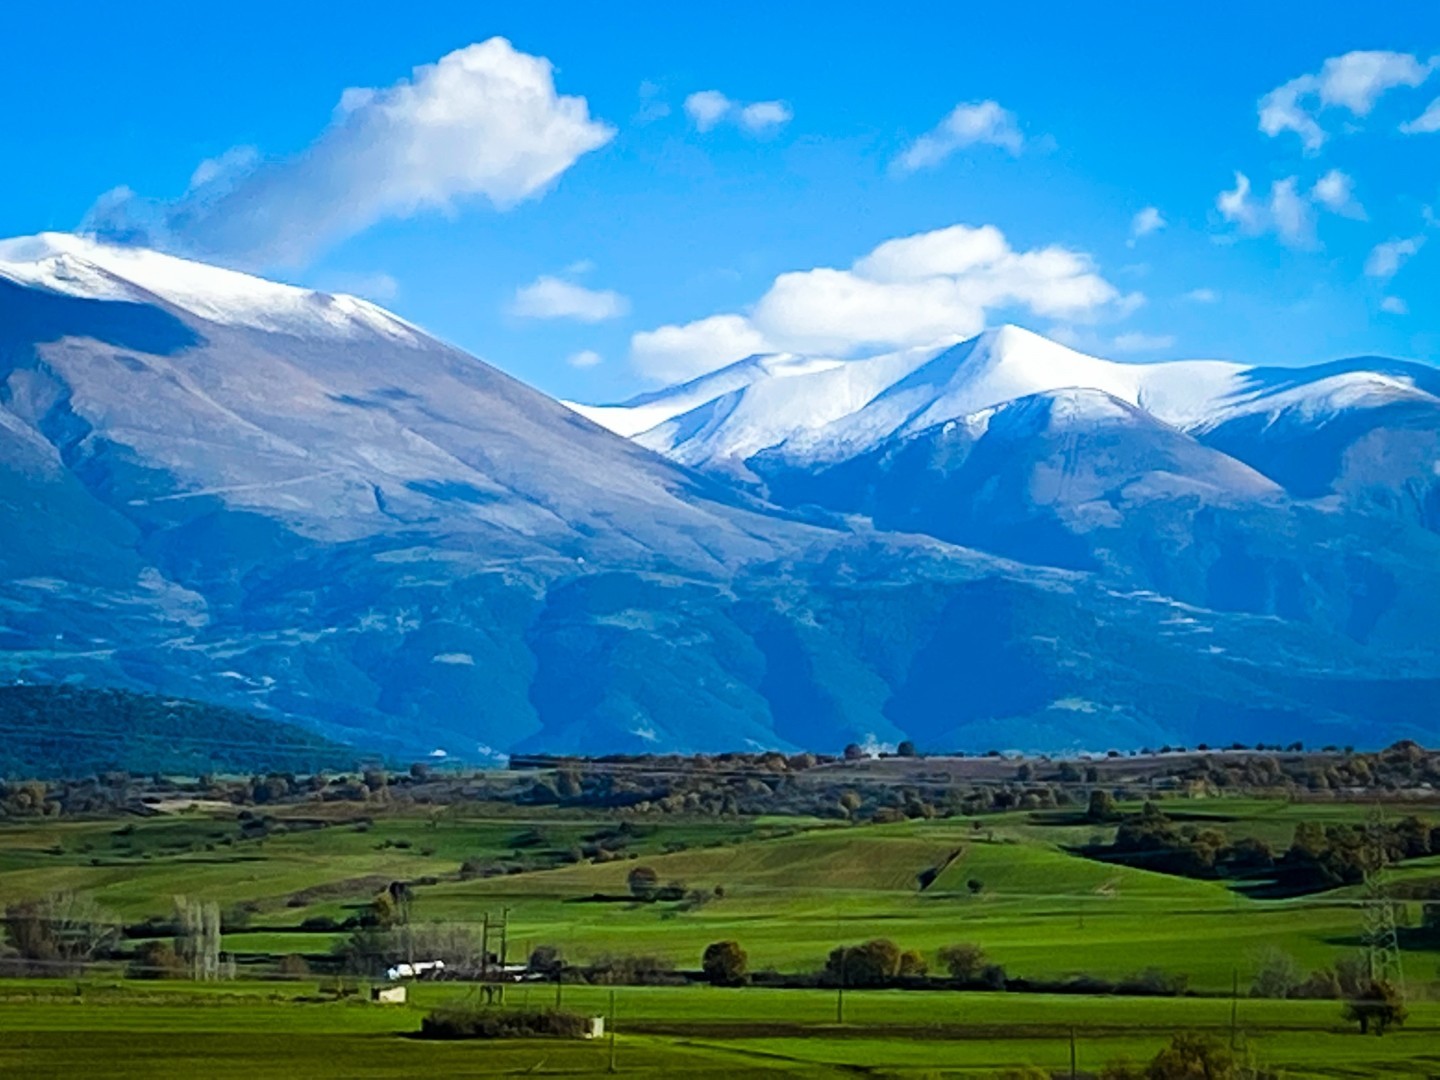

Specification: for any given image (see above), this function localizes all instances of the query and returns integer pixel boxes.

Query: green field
[2,793,1439,1075]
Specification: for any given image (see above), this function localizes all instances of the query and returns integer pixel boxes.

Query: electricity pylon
[1361,804,1404,996]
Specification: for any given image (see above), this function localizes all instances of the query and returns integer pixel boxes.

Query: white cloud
[567,349,604,368]
[1268,178,1316,247]
[738,100,794,132]
[1128,207,1166,245]
[1110,331,1177,353]
[1309,169,1365,218]
[684,90,733,132]
[1380,296,1409,315]
[510,276,629,322]
[684,90,792,135]
[1365,235,1425,279]
[893,101,1024,173]
[1259,50,1436,151]
[1401,97,1440,133]
[85,38,614,268]
[630,223,1128,381]
[1184,288,1219,303]
[632,314,772,383]
[1216,172,1265,231]
[1215,171,1360,248]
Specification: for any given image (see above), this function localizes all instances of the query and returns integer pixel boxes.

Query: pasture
[1,789,1439,1075]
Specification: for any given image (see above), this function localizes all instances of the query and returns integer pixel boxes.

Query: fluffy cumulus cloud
[1365,236,1425,279]
[85,38,614,267]
[630,223,1129,381]
[683,90,792,134]
[509,276,629,322]
[892,101,1024,173]
[1259,50,1436,151]
[1216,170,1365,247]
[1128,207,1166,245]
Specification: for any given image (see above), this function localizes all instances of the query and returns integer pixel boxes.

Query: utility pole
[481,913,490,984]
[1068,1026,1077,1080]
[607,989,617,1073]
[1229,968,1238,1051]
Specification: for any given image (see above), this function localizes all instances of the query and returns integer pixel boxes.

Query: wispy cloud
[683,90,792,134]
[1184,288,1219,303]
[1215,170,1363,248]
[1309,169,1366,219]
[85,38,613,268]
[1401,97,1440,134]
[1380,296,1409,315]
[567,349,604,368]
[892,101,1024,173]
[1364,235,1425,279]
[1259,50,1436,152]
[510,276,630,322]
[1128,207,1166,246]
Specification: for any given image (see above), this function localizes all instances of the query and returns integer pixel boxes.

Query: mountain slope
[2,236,1438,756]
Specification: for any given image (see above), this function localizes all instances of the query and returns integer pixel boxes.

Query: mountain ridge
[2,233,1437,757]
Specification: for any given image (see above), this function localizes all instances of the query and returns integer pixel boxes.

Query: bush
[702,940,748,986]
[1250,948,1301,999]
[627,865,659,900]
[129,939,185,979]
[528,944,565,977]
[939,942,987,980]
[584,953,677,985]
[419,1007,587,1040]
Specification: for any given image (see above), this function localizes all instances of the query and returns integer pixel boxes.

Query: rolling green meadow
[2,789,1439,1076]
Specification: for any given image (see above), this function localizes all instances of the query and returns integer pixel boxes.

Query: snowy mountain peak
[576,323,1440,475]
[0,232,420,344]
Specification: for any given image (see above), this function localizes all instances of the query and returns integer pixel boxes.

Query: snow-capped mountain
[577,324,1440,492]
[3,235,1439,758]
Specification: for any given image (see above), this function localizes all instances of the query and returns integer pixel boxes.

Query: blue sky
[3,1,1438,401]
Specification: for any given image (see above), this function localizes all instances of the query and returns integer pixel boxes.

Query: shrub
[528,945,565,977]
[1250,948,1302,999]
[939,943,987,980]
[1147,1032,1236,1079]
[627,865,659,900]
[701,940,748,986]
[129,939,185,979]
[419,1007,587,1040]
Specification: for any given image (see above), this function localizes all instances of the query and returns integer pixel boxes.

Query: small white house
[371,985,407,1004]
[584,1016,605,1040]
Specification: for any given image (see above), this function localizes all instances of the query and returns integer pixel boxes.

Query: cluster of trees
[1086,801,1438,893]
[2,891,118,975]
[1249,948,1407,1036]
